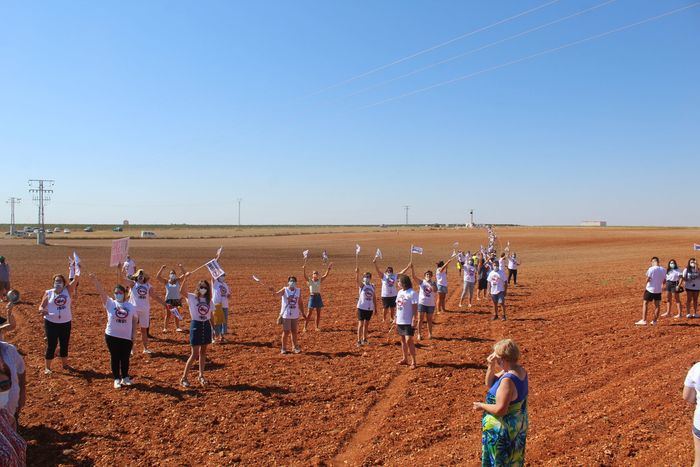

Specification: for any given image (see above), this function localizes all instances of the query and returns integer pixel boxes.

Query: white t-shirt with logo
[129,282,152,312]
[463,264,477,283]
[212,279,230,308]
[487,270,507,295]
[0,342,24,418]
[381,274,398,298]
[507,256,519,270]
[684,268,700,291]
[645,266,666,293]
[395,289,419,325]
[105,298,136,340]
[187,293,213,321]
[685,362,700,430]
[45,288,72,323]
[666,268,682,282]
[280,287,301,319]
[357,284,375,311]
[418,280,436,306]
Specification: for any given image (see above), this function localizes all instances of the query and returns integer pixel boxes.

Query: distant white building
[581,220,607,227]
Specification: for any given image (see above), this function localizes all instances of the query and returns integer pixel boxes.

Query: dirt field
[1,226,699,466]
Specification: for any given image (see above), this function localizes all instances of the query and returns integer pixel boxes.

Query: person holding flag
[210,249,231,340]
[270,276,306,354]
[408,264,437,340]
[354,267,377,347]
[155,264,187,333]
[302,259,332,332]
[373,257,404,324]
[179,272,214,387]
[39,272,80,374]
[394,274,419,369]
[459,258,478,308]
[126,270,166,354]
[435,256,455,314]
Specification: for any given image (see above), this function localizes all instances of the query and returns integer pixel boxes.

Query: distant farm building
[581,220,607,227]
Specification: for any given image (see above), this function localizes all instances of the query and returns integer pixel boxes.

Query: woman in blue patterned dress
[473,339,529,466]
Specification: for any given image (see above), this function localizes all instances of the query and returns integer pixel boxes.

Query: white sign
[110,237,130,267]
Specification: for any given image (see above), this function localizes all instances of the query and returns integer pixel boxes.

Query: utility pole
[403,205,410,225]
[236,198,242,226]
[28,179,54,245]
[6,197,21,236]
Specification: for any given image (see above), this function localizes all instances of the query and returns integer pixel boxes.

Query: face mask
[288,281,296,289]
[652,261,658,267]
[115,292,124,302]
[363,277,370,285]
[670,263,676,269]
[692,262,697,268]
[169,274,177,281]
[199,287,208,295]
[54,281,64,290]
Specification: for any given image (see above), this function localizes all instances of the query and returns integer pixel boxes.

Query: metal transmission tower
[28,179,54,245]
[236,198,242,226]
[6,197,21,236]
[403,205,410,225]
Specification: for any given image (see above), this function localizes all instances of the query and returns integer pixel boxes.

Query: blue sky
[1,0,698,226]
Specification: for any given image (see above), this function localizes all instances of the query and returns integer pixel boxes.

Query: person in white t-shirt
[487,263,508,321]
[680,258,700,319]
[156,264,187,334]
[120,256,136,282]
[636,257,666,326]
[409,265,437,340]
[39,272,79,374]
[683,362,700,466]
[88,273,138,389]
[660,259,683,319]
[127,270,166,353]
[394,275,419,369]
[373,259,398,323]
[459,259,478,308]
[354,269,378,346]
[435,258,454,314]
[271,276,307,354]
[507,253,521,286]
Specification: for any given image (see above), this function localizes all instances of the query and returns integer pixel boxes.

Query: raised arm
[399,262,412,275]
[372,258,382,276]
[302,262,310,282]
[87,272,110,306]
[180,272,190,296]
[156,265,167,285]
[409,264,420,284]
[321,262,333,281]
[0,303,17,334]
[177,263,187,280]
[355,267,361,288]
[438,258,454,272]
[149,287,167,307]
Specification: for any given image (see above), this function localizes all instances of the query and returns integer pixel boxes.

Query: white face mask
[288,281,296,289]
[0,390,9,409]
[199,287,208,295]
[670,263,676,269]
[363,277,370,285]
[54,281,64,290]
[114,292,125,302]
[169,274,177,281]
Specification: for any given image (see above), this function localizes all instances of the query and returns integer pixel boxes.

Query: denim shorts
[308,294,324,309]
[437,285,448,294]
[491,291,505,304]
[418,304,435,313]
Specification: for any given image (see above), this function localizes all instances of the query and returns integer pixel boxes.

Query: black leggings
[105,334,133,379]
[507,268,518,285]
[44,320,71,360]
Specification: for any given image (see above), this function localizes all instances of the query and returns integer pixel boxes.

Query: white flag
[68,257,75,279]
[205,259,225,280]
[73,251,81,276]
[694,244,700,251]
[411,245,423,255]
[252,275,261,282]
[303,249,309,259]
[322,250,329,263]
[375,248,382,260]
[168,304,183,320]
[216,246,223,257]
[355,244,361,256]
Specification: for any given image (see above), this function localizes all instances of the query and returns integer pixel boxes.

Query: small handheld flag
[375,248,382,260]
[252,275,261,282]
[322,250,329,263]
[694,244,700,251]
[303,249,309,259]
[355,244,361,256]
[73,251,82,276]
[411,245,423,255]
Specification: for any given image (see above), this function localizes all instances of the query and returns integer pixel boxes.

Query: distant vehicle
[380,224,388,228]
[63,229,71,234]
[53,227,61,232]
[112,226,123,232]
[83,226,93,232]
[140,231,156,238]
[33,228,40,234]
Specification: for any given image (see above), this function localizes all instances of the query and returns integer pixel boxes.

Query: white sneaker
[293,347,302,354]
[44,368,52,375]
[651,320,657,326]
[142,349,153,355]
[121,377,133,386]
[635,320,647,326]
[113,379,122,389]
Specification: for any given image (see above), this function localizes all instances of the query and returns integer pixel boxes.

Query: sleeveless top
[165,281,181,300]
[488,372,529,403]
[308,279,321,294]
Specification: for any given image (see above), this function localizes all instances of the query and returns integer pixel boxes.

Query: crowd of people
[637,256,700,325]
[0,230,533,465]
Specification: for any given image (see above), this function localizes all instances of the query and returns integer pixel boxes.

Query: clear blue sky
[1,0,698,226]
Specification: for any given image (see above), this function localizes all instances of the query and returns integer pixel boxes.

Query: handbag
[277,315,283,325]
[676,285,685,294]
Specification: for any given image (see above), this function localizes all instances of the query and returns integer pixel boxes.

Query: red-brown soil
[2,227,699,466]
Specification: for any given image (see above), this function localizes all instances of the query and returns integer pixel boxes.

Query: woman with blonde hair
[473,339,528,466]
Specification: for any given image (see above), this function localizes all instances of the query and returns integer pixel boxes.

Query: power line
[28,179,54,245]
[342,0,616,100]
[6,197,21,236]
[360,2,700,109]
[305,0,561,97]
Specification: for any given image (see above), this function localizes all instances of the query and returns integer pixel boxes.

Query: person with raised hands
[210,273,232,343]
[87,272,138,389]
[270,276,306,354]
[302,260,332,332]
[394,274,419,369]
[459,258,478,308]
[156,264,186,333]
[179,272,214,387]
[408,264,437,340]
[39,272,79,374]
[435,257,455,313]
[373,258,399,324]
[354,268,378,347]
[126,269,166,354]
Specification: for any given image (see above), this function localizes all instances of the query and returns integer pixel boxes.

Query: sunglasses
[0,379,11,392]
